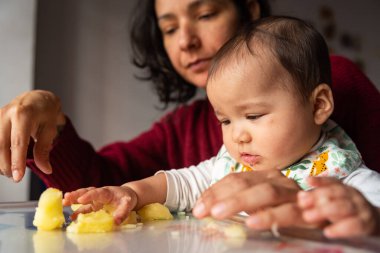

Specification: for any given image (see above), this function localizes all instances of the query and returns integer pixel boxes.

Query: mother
[0,0,379,229]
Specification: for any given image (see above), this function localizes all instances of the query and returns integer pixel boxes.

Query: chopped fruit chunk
[137,203,173,221]
[66,209,114,233]
[33,188,65,230]
[70,204,82,211]
[122,211,138,225]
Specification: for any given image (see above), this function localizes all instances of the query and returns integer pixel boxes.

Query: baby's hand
[63,186,138,225]
[297,177,380,238]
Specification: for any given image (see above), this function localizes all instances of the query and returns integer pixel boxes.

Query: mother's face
[155,0,241,88]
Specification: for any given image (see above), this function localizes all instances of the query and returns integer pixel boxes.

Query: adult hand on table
[192,170,306,230]
[0,90,65,182]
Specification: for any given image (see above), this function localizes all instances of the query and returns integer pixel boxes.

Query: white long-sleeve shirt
[159,158,380,212]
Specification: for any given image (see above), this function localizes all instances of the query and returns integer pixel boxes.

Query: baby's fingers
[112,196,134,225]
[298,182,353,210]
[63,187,96,205]
[302,199,357,223]
[323,217,372,238]
[70,204,95,221]
[76,188,114,205]
[306,177,341,188]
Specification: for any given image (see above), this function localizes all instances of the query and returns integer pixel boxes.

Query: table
[0,201,378,253]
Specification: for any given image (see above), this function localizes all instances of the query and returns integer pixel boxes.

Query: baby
[63,16,380,238]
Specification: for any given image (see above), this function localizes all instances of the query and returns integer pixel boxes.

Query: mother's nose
[178,22,200,51]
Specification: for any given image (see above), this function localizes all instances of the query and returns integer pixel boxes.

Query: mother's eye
[162,27,177,35]
[198,12,216,20]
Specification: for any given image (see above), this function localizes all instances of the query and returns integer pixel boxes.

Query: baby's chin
[243,162,287,171]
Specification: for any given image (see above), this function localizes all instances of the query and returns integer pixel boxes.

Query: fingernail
[12,170,21,182]
[211,203,226,217]
[193,202,205,217]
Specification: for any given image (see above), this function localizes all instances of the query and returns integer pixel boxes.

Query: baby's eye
[246,115,262,120]
[219,119,230,126]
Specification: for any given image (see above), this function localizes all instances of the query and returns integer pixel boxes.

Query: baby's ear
[311,83,334,125]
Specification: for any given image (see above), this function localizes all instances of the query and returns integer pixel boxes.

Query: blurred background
[0,0,379,201]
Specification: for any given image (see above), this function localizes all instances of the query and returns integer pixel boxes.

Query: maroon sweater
[28,56,380,192]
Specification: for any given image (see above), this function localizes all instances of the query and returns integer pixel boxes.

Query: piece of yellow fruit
[69,203,138,233]
[66,209,114,233]
[137,203,173,221]
[122,211,138,225]
[100,205,137,224]
[71,203,82,211]
[33,188,65,230]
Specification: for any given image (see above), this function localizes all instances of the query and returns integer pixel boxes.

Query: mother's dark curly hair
[130,0,271,108]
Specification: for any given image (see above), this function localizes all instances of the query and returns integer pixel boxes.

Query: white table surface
[0,201,379,253]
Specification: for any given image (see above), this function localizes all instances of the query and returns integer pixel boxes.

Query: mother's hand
[192,170,305,230]
[0,90,65,182]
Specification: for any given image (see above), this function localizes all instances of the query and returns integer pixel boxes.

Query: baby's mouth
[240,153,260,166]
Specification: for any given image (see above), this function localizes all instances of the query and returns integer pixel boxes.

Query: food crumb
[122,224,137,229]
[223,224,247,239]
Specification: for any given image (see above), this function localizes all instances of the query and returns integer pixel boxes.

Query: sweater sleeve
[159,157,214,212]
[27,117,171,193]
[26,99,222,193]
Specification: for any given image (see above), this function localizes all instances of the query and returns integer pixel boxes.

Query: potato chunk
[137,203,173,221]
[66,209,114,233]
[33,188,65,230]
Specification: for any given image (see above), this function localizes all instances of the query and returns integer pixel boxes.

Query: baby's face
[207,52,321,171]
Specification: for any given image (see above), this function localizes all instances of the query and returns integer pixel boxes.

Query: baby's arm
[297,177,380,238]
[63,156,215,223]
[63,173,167,225]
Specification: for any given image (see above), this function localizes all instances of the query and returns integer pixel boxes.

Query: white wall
[34,0,168,149]
[0,0,36,201]
[270,0,380,88]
